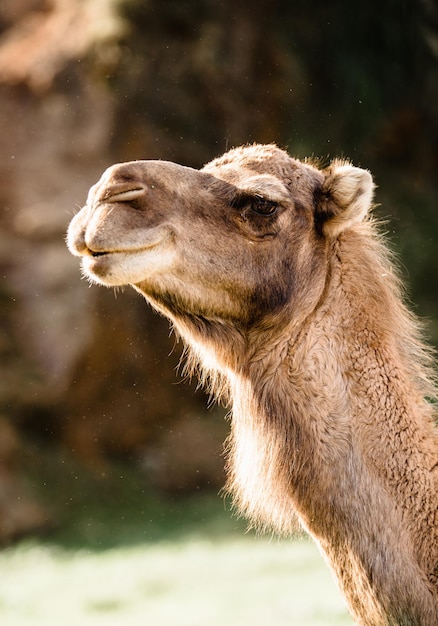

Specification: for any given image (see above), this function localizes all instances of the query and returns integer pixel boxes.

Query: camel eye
[251,197,278,216]
[231,193,278,216]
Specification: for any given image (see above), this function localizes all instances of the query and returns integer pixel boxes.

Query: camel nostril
[100,184,146,204]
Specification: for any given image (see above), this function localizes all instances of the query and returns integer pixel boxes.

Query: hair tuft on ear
[319,160,375,238]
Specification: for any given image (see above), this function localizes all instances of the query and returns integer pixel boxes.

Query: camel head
[67,144,374,330]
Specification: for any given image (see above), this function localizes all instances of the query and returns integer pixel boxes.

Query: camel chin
[81,244,175,287]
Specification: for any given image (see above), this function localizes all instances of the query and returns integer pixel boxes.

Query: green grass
[0,537,353,626]
[0,449,353,625]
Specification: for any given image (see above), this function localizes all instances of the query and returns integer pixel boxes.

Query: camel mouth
[88,247,140,258]
[86,238,166,259]
[81,234,175,287]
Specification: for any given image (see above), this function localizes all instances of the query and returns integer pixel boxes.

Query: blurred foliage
[22,443,246,550]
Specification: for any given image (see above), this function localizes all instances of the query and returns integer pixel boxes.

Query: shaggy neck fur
[161,220,438,626]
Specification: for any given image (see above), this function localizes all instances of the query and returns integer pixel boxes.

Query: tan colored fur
[67,144,438,625]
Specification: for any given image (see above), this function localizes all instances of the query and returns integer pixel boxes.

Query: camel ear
[317,161,375,238]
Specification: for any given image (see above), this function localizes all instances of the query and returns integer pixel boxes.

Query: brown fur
[67,144,438,625]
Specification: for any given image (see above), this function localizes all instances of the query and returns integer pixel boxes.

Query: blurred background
[0,0,437,622]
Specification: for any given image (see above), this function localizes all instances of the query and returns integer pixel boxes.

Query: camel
[67,144,438,625]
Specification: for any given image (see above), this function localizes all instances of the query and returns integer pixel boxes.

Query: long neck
[226,232,438,625]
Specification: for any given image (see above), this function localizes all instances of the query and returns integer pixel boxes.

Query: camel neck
[229,313,438,625]
[225,238,438,625]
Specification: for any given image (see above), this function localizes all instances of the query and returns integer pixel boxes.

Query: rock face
[0,76,226,502]
[0,0,236,539]
[0,4,121,536]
